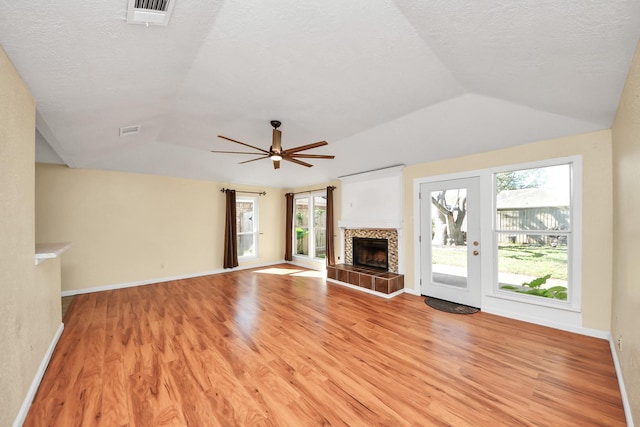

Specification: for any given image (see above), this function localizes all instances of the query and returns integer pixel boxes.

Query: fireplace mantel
[338,220,402,230]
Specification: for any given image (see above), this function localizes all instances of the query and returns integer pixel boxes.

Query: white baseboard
[403,288,421,296]
[13,322,64,427]
[609,336,635,427]
[326,278,403,299]
[61,261,283,296]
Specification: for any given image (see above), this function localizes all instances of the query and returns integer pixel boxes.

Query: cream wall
[612,40,640,424]
[36,164,284,292]
[403,130,613,331]
[0,47,61,426]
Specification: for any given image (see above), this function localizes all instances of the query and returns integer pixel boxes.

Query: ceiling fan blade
[210,150,268,155]
[217,123,331,169]
[282,141,328,155]
[283,157,313,168]
[272,129,282,153]
[239,155,269,164]
[218,135,270,154]
[289,154,335,159]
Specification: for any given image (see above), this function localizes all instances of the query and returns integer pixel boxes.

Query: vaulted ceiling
[1,1,639,188]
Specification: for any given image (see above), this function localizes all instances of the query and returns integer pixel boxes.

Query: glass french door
[420,177,481,308]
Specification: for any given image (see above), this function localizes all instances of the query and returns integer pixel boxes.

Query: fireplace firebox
[352,237,389,271]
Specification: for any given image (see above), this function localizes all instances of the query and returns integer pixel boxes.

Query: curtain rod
[289,186,335,195]
[220,188,266,196]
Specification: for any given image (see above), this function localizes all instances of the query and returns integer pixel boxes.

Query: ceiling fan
[212,120,335,169]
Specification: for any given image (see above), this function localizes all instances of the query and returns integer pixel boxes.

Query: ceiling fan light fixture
[213,120,333,169]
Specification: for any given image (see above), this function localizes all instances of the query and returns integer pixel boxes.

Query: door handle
[473,250,479,256]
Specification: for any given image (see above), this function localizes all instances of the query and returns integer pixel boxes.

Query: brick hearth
[327,264,404,294]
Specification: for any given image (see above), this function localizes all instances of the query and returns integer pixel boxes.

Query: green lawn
[431,245,468,268]
[432,244,568,281]
[498,244,567,281]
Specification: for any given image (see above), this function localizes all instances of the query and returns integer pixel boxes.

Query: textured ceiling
[1,0,639,188]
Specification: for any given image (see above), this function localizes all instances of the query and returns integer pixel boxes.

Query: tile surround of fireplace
[344,228,398,273]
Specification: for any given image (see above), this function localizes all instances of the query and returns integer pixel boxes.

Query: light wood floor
[26,264,626,426]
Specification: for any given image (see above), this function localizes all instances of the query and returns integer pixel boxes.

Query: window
[494,163,572,303]
[236,197,258,258]
[294,193,326,260]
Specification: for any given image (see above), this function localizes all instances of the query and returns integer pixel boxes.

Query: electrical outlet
[618,336,623,351]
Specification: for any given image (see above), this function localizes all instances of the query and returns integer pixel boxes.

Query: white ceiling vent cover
[119,125,141,136]
[127,0,175,26]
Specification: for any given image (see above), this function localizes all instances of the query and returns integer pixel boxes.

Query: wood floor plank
[24,264,626,426]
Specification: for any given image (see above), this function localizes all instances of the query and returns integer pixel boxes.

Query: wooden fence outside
[496,207,569,245]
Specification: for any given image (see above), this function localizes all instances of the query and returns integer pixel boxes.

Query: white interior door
[420,177,481,308]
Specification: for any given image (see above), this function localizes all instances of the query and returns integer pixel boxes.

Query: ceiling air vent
[127,0,175,26]
[119,125,141,136]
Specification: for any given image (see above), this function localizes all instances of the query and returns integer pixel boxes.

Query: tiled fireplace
[327,227,404,295]
[343,228,398,273]
[328,165,405,296]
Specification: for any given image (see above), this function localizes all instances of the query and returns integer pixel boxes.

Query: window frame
[491,158,582,312]
[293,191,327,262]
[236,196,258,260]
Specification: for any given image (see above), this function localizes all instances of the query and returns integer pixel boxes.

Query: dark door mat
[425,297,479,314]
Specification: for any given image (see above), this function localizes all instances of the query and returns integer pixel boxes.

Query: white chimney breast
[338,165,404,230]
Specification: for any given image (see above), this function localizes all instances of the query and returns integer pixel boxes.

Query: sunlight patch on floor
[291,270,326,278]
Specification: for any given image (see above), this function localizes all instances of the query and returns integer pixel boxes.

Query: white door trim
[419,176,481,307]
